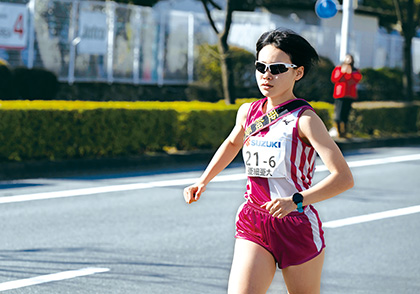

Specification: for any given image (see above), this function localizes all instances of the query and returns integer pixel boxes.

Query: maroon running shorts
[235,201,325,269]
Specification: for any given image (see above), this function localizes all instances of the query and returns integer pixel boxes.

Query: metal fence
[0,0,419,86]
[0,0,217,85]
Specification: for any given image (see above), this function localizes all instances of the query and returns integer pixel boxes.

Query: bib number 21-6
[243,136,286,178]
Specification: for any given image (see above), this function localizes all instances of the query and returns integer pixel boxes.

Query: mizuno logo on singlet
[250,140,281,148]
[283,118,294,125]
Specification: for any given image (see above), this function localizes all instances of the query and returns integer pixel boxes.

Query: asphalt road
[0,146,419,293]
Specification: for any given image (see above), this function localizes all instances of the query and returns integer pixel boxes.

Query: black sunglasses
[255,61,297,75]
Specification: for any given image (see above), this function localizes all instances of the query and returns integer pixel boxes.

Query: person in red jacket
[331,54,362,138]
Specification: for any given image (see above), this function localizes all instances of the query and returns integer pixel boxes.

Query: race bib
[243,136,287,178]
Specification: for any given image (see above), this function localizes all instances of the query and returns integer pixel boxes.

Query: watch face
[293,193,303,204]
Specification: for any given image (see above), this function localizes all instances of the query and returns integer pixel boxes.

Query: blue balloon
[315,0,338,19]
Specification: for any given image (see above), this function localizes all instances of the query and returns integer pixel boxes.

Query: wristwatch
[292,192,304,213]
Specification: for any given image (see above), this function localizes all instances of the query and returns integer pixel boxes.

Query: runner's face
[256,45,303,101]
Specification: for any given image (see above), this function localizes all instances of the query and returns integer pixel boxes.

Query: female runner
[184,29,354,294]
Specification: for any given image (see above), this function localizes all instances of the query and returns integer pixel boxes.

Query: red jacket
[331,66,362,99]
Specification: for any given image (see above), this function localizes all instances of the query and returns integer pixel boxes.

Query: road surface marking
[0,153,419,204]
[324,205,420,228]
[0,267,110,291]
[316,153,420,172]
[0,178,197,204]
[0,174,246,204]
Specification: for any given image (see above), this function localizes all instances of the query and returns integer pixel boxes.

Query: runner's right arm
[183,103,250,204]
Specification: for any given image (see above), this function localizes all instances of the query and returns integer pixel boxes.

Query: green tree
[200,0,239,105]
[200,0,272,104]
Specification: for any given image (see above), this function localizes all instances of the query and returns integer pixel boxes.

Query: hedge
[0,99,418,162]
[358,68,404,101]
[177,109,237,150]
[0,100,240,162]
[0,108,178,161]
[349,104,420,136]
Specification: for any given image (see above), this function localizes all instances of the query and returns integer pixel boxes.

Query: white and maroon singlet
[242,98,316,207]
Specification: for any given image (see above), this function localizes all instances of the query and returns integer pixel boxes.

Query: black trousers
[334,97,354,123]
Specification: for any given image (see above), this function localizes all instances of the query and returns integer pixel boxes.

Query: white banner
[0,3,28,49]
[78,11,108,55]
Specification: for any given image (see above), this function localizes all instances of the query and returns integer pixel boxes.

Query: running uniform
[235,98,325,269]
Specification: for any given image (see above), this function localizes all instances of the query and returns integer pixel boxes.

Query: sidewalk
[1,135,420,181]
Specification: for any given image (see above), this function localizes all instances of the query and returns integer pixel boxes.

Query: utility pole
[339,0,354,61]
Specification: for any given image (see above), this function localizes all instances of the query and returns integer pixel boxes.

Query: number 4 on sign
[14,14,24,37]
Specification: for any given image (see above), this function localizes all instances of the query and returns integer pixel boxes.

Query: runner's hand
[183,183,206,204]
[261,197,296,218]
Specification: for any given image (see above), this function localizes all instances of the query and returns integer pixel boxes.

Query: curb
[1,136,419,181]
[0,150,216,181]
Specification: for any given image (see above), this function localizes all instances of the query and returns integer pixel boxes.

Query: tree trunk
[218,39,236,105]
[218,0,237,105]
[394,0,415,101]
[402,35,414,100]
[200,0,237,104]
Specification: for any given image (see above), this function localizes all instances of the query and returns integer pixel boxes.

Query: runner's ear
[295,66,304,81]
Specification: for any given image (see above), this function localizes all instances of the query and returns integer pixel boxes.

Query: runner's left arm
[263,110,354,218]
[297,110,354,207]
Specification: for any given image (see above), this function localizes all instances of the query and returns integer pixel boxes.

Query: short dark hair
[256,29,319,79]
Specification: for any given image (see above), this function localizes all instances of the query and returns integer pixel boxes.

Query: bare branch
[393,0,404,31]
[220,0,235,44]
[207,0,222,10]
[201,43,220,59]
[200,0,219,35]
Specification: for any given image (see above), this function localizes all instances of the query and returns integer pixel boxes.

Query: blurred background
[0,0,419,175]
[0,0,419,102]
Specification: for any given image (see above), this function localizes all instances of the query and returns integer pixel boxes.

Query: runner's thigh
[281,249,325,294]
[228,239,276,294]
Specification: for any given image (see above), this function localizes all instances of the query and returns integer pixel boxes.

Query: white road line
[0,178,197,204]
[0,174,248,204]
[0,153,419,205]
[0,267,110,292]
[316,153,420,172]
[347,153,420,168]
[324,205,420,228]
